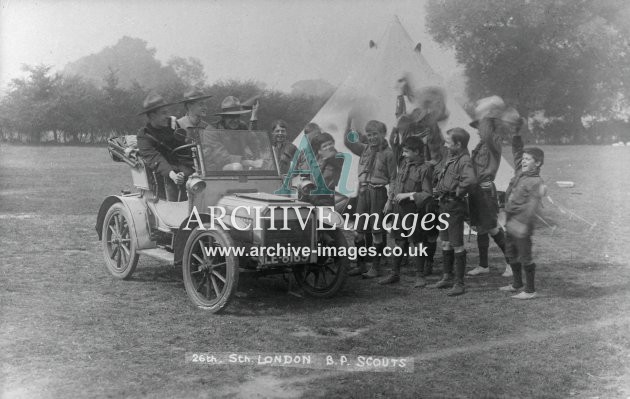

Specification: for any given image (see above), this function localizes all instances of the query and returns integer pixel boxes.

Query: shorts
[468,183,499,233]
[356,185,388,233]
[389,201,422,242]
[505,231,533,265]
[438,197,467,247]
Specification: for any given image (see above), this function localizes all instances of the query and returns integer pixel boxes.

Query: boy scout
[429,128,476,296]
[379,136,433,286]
[344,117,397,278]
[500,135,546,299]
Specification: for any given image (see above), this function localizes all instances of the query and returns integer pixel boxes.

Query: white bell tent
[294,16,514,195]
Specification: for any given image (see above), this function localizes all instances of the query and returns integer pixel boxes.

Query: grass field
[1,143,630,398]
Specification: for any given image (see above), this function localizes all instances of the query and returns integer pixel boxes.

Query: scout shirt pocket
[440,166,461,193]
[473,145,488,170]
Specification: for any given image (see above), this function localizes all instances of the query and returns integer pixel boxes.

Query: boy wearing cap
[344,117,397,278]
[500,139,545,300]
[136,92,193,201]
[429,128,476,296]
[379,136,433,286]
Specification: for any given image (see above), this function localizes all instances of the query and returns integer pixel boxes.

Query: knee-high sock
[477,233,489,268]
[491,228,507,257]
[426,241,437,262]
[524,263,536,293]
[441,249,455,276]
[454,250,467,286]
[354,235,367,263]
[511,263,523,288]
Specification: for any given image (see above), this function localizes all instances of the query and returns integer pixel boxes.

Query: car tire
[294,229,348,298]
[182,226,239,312]
[101,202,139,280]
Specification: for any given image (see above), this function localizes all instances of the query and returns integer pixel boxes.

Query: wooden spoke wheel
[101,203,139,279]
[182,226,239,312]
[294,229,348,298]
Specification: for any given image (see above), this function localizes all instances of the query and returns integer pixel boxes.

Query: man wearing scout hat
[136,92,193,200]
[176,87,213,137]
[205,96,263,170]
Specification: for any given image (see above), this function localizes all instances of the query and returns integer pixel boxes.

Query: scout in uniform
[206,96,263,171]
[136,92,193,201]
[379,136,433,286]
[467,98,520,277]
[429,128,477,296]
[176,87,212,138]
[344,117,397,278]
[499,133,546,299]
[301,132,343,207]
[391,83,449,274]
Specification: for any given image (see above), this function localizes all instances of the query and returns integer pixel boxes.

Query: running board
[138,248,174,264]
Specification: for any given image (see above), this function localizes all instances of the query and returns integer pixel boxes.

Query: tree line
[0,64,329,144]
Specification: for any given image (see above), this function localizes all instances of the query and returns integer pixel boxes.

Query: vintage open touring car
[96,127,349,313]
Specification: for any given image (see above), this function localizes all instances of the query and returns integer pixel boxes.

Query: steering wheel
[171,143,196,160]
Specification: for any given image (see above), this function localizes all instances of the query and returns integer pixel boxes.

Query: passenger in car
[206,96,263,170]
[136,92,194,201]
[270,119,297,175]
[302,132,343,207]
[176,88,213,137]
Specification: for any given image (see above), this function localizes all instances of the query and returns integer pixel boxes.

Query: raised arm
[511,120,526,172]
[478,117,502,155]
[343,115,367,156]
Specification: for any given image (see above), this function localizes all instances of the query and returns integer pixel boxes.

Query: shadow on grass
[223,272,415,317]
[123,263,407,316]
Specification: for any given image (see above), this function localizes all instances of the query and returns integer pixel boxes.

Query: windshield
[197,129,279,176]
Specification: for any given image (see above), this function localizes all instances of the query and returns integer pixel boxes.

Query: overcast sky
[0,0,462,93]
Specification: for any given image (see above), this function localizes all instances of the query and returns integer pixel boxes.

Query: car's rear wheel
[101,203,139,279]
[294,229,348,298]
[182,226,239,312]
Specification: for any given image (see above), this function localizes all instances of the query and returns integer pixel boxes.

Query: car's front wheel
[182,226,239,312]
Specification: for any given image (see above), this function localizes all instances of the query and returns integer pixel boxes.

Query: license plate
[263,254,312,265]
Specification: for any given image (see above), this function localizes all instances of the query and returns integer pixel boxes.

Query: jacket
[434,149,476,198]
[504,169,544,226]
[471,117,502,183]
[390,158,433,212]
[137,123,187,177]
[504,134,543,226]
[344,133,397,186]
[305,154,343,206]
[273,142,298,175]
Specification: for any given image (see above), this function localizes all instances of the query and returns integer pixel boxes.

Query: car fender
[95,195,155,250]
[173,212,215,265]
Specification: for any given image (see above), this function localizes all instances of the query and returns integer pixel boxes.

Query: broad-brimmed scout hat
[411,86,449,124]
[178,87,213,104]
[216,96,252,116]
[469,95,519,128]
[137,92,173,116]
